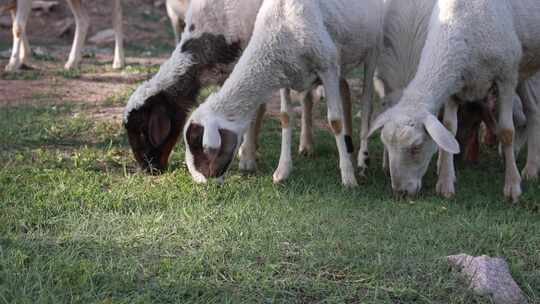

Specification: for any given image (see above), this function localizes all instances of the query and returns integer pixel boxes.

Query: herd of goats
[3,0,540,202]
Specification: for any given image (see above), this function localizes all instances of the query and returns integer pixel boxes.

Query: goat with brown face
[123,0,256,173]
[125,91,194,173]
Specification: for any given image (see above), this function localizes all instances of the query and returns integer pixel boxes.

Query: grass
[1,69,44,81]
[0,99,539,304]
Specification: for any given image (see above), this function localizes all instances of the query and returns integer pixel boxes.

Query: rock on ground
[448,254,528,304]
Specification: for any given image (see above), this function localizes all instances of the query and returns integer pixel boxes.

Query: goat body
[371,0,540,201]
[183,0,385,185]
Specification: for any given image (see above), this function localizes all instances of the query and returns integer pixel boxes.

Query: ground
[1,2,540,304]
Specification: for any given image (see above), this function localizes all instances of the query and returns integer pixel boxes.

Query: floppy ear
[185,122,238,178]
[368,110,391,138]
[211,128,238,177]
[148,105,171,148]
[423,114,460,154]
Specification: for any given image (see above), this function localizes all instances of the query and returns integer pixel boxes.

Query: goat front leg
[111,0,125,69]
[498,83,522,202]
[65,0,89,70]
[358,53,377,176]
[298,89,314,156]
[273,89,294,183]
[436,99,458,198]
[340,78,355,166]
[238,104,265,172]
[319,68,357,187]
[6,0,31,72]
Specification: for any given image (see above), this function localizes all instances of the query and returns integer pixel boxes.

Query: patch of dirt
[0,0,366,129]
[0,0,173,118]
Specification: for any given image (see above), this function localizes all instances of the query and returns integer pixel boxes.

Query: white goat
[166,0,189,44]
[376,0,539,183]
[370,0,540,201]
[4,0,124,71]
[183,0,384,186]
[124,0,324,177]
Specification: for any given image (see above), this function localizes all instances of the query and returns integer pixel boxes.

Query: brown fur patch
[330,120,342,135]
[499,129,514,146]
[280,112,289,128]
[13,27,21,39]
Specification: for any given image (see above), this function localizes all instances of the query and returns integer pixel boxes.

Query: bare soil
[0,0,365,129]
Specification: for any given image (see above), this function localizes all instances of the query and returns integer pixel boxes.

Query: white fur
[180,0,263,50]
[373,0,540,201]
[154,0,327,178]
[185,0,386,185]
[123,52,195,123]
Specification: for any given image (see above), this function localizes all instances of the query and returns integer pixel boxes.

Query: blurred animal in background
[3,0,125,71]
[165,0,189,44]
[2,0,190,71]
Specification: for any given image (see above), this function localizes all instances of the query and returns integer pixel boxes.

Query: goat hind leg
[519,81,540,180]
[436,99,458,198]
[238,104,265,172]
[298,90,314,156]
[498,82,522,202]
[273,89,294,183]
[357,54,377,176]
[319,68,357,187]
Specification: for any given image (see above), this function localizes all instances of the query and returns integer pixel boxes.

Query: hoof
[504,183,522,204]
[5,61,21,72]
[238,159,257,172]
[64,60,80,70]
[298,146,314,157]
[436,180,456,199]
[272,166,291,184]
[112,60,125,70]
[341,171,358,187]
[522,165,539,181]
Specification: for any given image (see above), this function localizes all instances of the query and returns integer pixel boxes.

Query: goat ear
[423,114,460,154]
[211,129,238,177]
[148,105,171,148]
[185,123,238,178]
[368,110,391,138]
[185,123,204,153]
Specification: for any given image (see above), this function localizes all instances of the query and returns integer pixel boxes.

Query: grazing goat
[124,0,263,172]
[4,0,124,71]
[124,0,323,176]
[370,0,540,201]
[376,0,531,169]
[183,0,384,186]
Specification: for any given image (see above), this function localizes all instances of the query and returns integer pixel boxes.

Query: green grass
[0,101,539,304]
[1,69,44,81]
